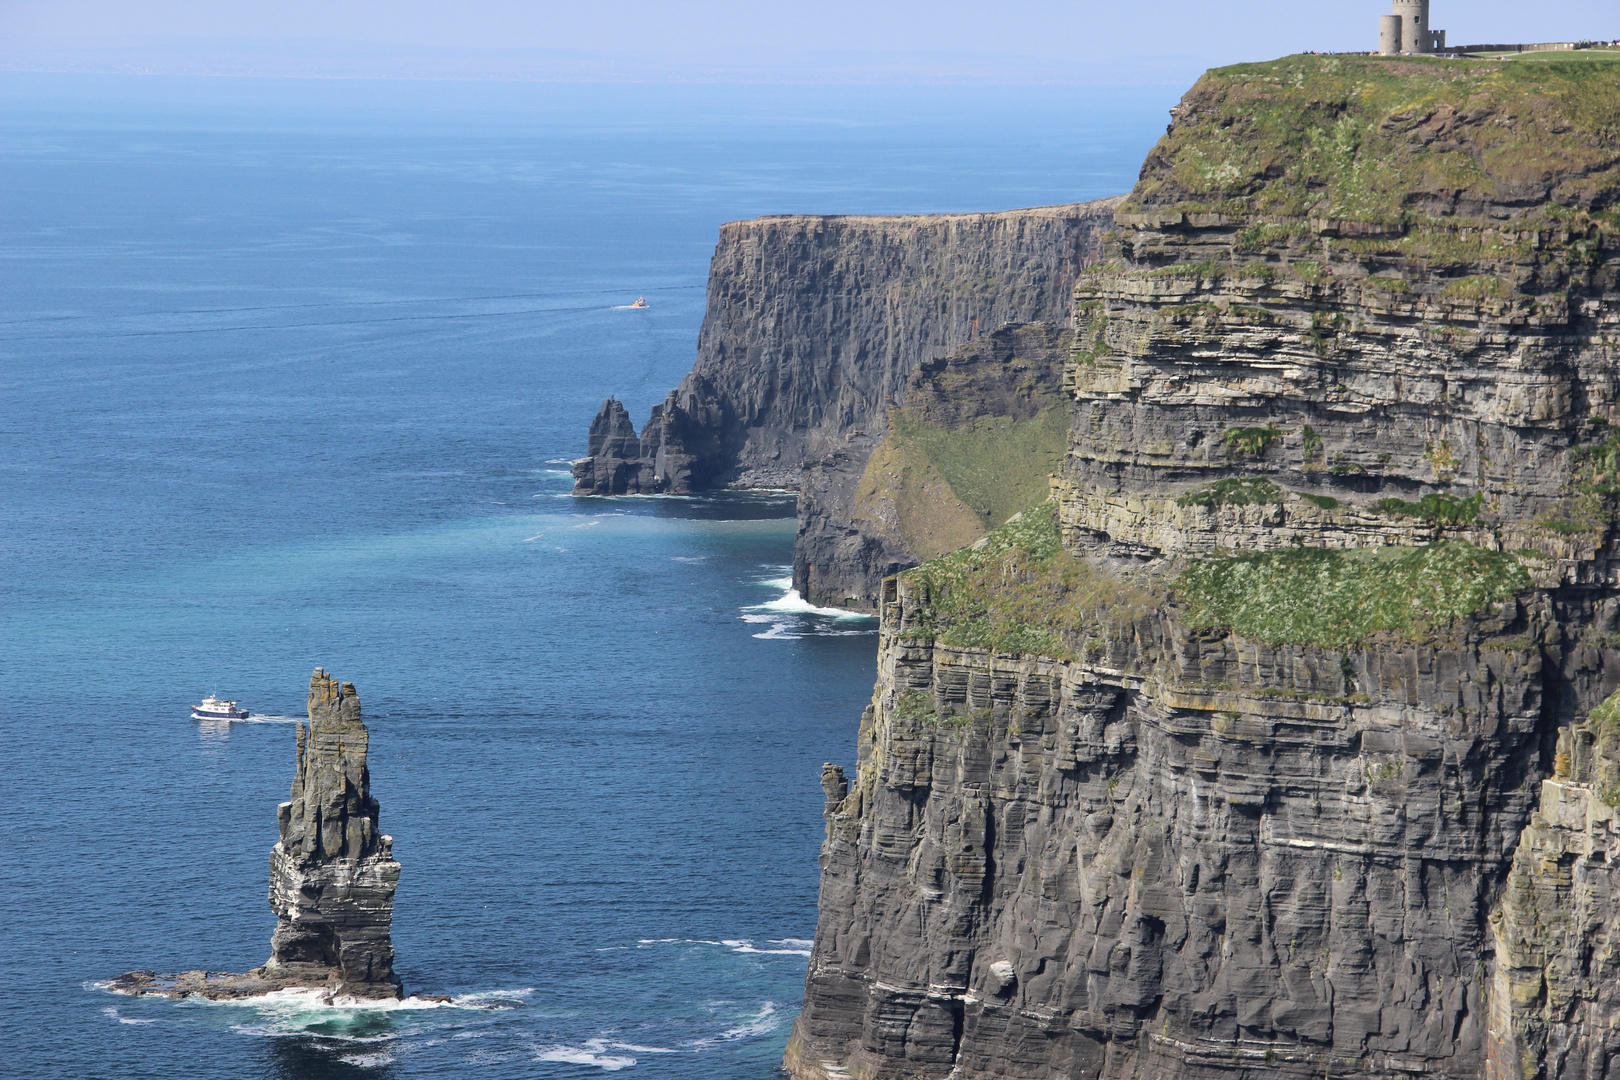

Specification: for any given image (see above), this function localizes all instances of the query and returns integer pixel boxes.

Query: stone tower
[1379,0,1445,54]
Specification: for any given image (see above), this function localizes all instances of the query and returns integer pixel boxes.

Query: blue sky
[2,0,1614,84]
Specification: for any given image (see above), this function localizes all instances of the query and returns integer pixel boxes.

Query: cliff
[112,669,405,1002]
[573,202,1116,494]
[790,55,1620,1080]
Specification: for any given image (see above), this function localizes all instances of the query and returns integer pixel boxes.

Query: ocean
[0,73,1173,1079]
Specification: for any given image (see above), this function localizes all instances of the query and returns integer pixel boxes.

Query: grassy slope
[889,406,1068,526]
[855,406,1067,562]
[896,502,1528,656]
[854,433,986,562]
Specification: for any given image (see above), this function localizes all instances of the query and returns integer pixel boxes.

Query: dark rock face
[571,201,1120,498]
[113,669,403,1002]
[789,590,1614,1080]
[264,669,402,999]
[788,56,1620,1080]
[571,397,665,495]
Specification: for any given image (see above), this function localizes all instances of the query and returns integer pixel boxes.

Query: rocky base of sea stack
[107,967,440,1003]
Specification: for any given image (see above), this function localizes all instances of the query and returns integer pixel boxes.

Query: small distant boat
[192,695,249,721]
[628,297,649,308]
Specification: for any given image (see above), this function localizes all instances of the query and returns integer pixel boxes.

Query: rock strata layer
[114,669,404,1002]
[788,55,1620,1080]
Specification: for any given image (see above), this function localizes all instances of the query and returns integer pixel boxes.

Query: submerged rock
[114,668,404,1002]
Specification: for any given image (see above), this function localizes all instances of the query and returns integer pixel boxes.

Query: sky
[1,0,1615,84]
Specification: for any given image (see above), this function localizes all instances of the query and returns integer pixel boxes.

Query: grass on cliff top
[1121,53,1620,227]
[1176,540,1528,649]
[897,500,1160,660]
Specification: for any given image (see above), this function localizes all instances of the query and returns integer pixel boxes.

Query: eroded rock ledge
[113,669,408,1003]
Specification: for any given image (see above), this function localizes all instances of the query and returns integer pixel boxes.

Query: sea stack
[112,668,404,1001]
[263,668,403,999]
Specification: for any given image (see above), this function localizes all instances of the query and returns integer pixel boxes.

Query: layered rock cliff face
[1490,686,1620,1078]
[790,55,1620,1080]
[573,203,1116,495]
[264,669,402,999]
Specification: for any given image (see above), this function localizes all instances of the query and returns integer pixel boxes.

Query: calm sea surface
[0,74,1172,1079]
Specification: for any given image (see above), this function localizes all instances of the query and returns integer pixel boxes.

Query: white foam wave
[635,936,812,957]
[742,567,876,630]
[543,470,574,479]
[545,458,575,464]
[533,1040,636,1070]
[717,1001,784,1041]
[101,1006,158,1025]
[682,1002,786,1049]
[746,588,870,619]
[452,987,534,1009]
[338,1051,396,1066]
[721,938,812,957]
[671,556,707,563]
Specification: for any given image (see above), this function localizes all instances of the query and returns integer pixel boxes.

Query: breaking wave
[741,566,875,639]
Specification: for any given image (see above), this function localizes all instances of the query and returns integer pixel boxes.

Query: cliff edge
[789,54,1620,1080]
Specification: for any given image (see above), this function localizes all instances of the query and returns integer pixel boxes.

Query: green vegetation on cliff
[1582,690,1620,805]
[1123,54,1620,228]
[1176,540,1528,648]
[1371,491,1485,524]
[1176,477,1283,507]
[897,501,1159,659]
[887,405,1068,529]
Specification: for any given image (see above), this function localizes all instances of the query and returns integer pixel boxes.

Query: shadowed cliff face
[571,200,1119,498]
[266,669,402,999]
[789,55,1620,1080]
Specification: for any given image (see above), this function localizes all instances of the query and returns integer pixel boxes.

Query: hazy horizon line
[0,36,1220,87]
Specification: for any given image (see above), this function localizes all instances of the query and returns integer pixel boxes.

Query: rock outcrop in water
[788,55,1620,1080]
[263,669,402,998]
[112,669,405,1002]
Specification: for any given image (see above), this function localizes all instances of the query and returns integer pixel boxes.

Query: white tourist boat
[192,695,250,721]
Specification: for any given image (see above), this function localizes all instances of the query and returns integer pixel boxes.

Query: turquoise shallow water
[0,74,1173,1078]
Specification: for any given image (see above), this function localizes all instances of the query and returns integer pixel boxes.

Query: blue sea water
[0,74,1174,1079]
